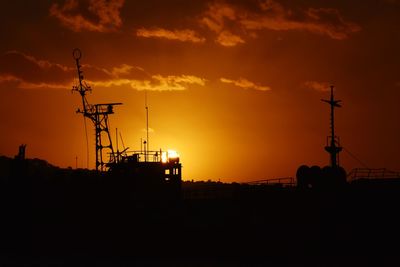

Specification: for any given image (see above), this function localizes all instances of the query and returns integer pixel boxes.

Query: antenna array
[72,48,122,171]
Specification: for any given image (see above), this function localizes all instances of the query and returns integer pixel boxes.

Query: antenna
[116,128,119,152]
[72,48,122,171]
[119,132,127,155]
[116,128,119,163]
[321,85,343,168]
[145,91,149,162]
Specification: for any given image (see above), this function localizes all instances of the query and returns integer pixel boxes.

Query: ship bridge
[108,149,182,200]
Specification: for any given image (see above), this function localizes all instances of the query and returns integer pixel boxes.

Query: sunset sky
[0,0,399,182]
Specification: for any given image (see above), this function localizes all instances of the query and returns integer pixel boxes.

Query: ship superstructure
[72,49,182,199]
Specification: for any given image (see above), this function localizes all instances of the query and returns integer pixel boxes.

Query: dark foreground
[1,160,400,266]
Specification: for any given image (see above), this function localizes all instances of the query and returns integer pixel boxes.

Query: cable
[342,147,369,168]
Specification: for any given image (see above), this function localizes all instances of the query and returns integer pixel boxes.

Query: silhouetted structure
[15,144,26,160]
[322,85,343,168]
[72,48,122,171]
[4,52,400,266]
[71,49,182,200]
[109,150,182,200]
[297,86,346,189]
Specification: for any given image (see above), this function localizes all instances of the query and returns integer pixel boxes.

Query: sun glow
[161,149,180,163]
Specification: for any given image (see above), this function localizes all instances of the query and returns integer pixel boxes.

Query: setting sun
[161,150,180,163]
[1,1,400,265]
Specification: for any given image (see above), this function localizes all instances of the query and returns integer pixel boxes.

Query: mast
[145,91,149,162]
[72,48,122,171]
[73,49,90,115]
[322,85,343,168]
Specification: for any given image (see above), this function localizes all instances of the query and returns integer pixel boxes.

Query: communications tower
[72,48,122,171]
[322,85,342,168]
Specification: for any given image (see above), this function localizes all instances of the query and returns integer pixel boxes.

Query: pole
[145,91,149,161]
[330,86,336,167]
[116,128,119,163]
[322,85,342,168]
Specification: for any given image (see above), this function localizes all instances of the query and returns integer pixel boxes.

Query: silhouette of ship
[71,48,182,201]
[1,49,400,266]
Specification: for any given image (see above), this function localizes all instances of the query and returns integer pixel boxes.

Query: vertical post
[116,128,119,163]
[144,140,147,162]
[145,91,149,162]
[322,85,342,168]
[330,86,336,167]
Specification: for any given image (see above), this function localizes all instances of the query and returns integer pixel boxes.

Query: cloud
[0,74,70,90]
[242,1,361,40]
[50,0,125,32]
[304,81,331,92]
[216,31,245,47]
[220,77,271,91]
[5,50,73,72]
[91,75,206,91]
[84,63,146,79]
[136,28,206,43]
[0,50,75,84]
[200,2,245,46]
[199,0,361,46]
[0,72,205,92]
[200,2,237,33]
[18,81,70,90]
[109,64,135,77]
[0,51,205,92]
[0,74,20,83]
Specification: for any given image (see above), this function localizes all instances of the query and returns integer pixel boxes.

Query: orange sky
[0,0,399,182]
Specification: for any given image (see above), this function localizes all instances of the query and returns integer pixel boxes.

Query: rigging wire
[342,147,369,168]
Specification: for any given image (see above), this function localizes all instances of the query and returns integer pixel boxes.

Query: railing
[348,168,400,182]
[127,150,163,163]
[246,177,295,187]
[112,150,180,164]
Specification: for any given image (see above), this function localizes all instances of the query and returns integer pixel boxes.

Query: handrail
[348,168,400,181]
[246,177,295,187]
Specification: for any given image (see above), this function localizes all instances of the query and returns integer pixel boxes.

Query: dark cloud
[0,50,206,91]
[50,0,125,32]
[199,0,361,46]
[0,51,74,84]
[242,1,361,40]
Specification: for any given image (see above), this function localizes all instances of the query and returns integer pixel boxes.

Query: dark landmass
[1,156,400,266]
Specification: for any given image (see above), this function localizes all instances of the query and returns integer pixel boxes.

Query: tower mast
[72,48,122,171]
[322,85,343,168]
